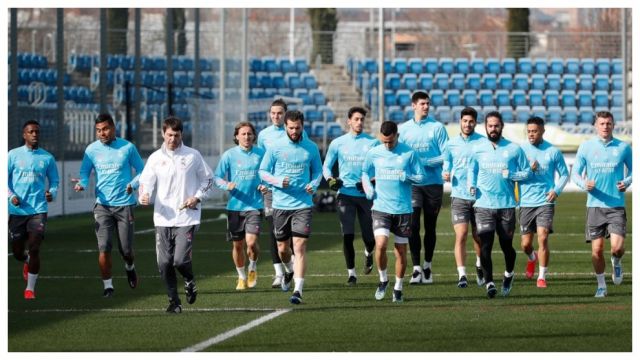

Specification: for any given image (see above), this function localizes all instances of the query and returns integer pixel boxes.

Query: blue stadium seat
[249,88,264,99]
[611,107,623,121]
[562,74,577,91]
[495,89,510,107]
[549,58,564,75]
[512,90,527,107]
[430,89,445,107]
[393,58,408,74]
[547,106,562,124]
[478,89,494,107]
[563,106,578,124]
[278,88,293,97]
[263,88,277,99]
[263,57,278,72]
[418,74,434,90]
[529,90,543,107]
[577,90,593,108]
[396,89,411,107]
[327,123,343,138]
[311,122,325,137]
[303,105,322,122]
[293,88,311,105]
[498,106,515,123]
[594,90,609,108]
[402,73,418,91]
[384,89,396,106]
[485,58,500,74]
[424,58,438,74]
[531,106,546,119]
[578,74,593,91]
[435,106,452,124]
[515,106,531,122]
[611,58,623,75]
[502,58,516,74]
[514,74,529,91]
[531,74,546,91]
[384,59,392,74]
[611,90,623,107]
[363,58,377,73]
[561,90,577,108]
[388,105,404,122]
[302,73,317,89]
[451,106,465,122]
[481,74,497,90]
[462,89,478,107]
[446,90,461,107]
[481,106,497,122]
[295,58,309,73]
[455,58,470,74]
[408,57,423,74]
[518,58,533,74]
[471,58,485,74]
[578,107,594,124]
[435,74,449,90]
[285,73,300,89]
[595,58,611,75]
[533,58,549,75]
[439,57,454,74]
[386,73,401,90]
[310,89,326,106]
[249,57,263,72]
[466,73,481,90]
[450,74,465,90]
[498,74,513,90]
[271,72,285,89]
[580,58,595,75]
[544,90,560,107]
[594,74,609,91]
[546,74,561,91]
[611,75,622,91]
[404,106,414,121]
[257,72,272,88]
[565,58,580,75]
[279,58,296,73]
[318,105,335,122]
[174,71,189,88]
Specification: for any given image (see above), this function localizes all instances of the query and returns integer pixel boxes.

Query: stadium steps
[314,64,368,132]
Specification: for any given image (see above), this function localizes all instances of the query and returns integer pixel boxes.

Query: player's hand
[442,172,451,182]
[227,182,237,191]
[469,187,476,197]
[140,193,150,205]
[305,184,314,194]
[181,196,200,210]
[585,179,595,192]
[355,182,364,193]
[328,177,343,191]
[258,184,268,194]
[545,190,558,203]
[71,178,84,192]
[126,184,133,194]
[10,195,20,206]
[45,190,53,202]
[530,160,539,172]
[617,181,627,192]
[282,177,290,188]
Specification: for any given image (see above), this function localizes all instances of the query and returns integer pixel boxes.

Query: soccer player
[519,116,569,288]
[322,106,379,286]
[468,111,530,298]
[8,120,59,300]
[259,110,322,304]
[73,113,144,297]
[571,111,632,298]
[214,121,267,290]
[362,121,425,303]
[138,116,213,313]
[398,91,449,285]
[441,107,484,288]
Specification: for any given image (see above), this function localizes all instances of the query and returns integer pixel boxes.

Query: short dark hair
[162,116,183,133]
[460,107,477,121]
[22,120,40,130]
[270,98,288,112]
[348,106,367,119]
[284,110,304,125]
[380,121,398,136]
[594,110,614,125]
[233,121,257,145]
[95,113,115,126]
[485,111,504,126]
[411,90,430,104]
[527,116,545,127]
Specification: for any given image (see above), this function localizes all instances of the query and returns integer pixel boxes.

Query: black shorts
[8,213,47,242]
[474,207,516,236]
[450,197,476,230]
[227,210,263,241]
[519,205,555,235]
[585,207,627,242]
[272,207,313,241]
[411,184,443,213]
[371,210,412,243]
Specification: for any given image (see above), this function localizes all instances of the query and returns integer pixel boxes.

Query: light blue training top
[519,139,569,207]
[323,131,380,197]
[398,116,449,186]
[214,145,265,211]
[442,131,485,201]
[8,145,59,215]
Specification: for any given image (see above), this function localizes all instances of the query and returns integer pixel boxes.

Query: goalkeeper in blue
[259,110,323,304]
[518,116,569,289]
[8,120,59,300]
[362,121,425,304]
[323,106,379,286]
[571,111,632,298]
[214,121,267,291]
[468,111,530,299]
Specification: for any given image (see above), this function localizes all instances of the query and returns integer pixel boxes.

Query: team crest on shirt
[502,150,509,158]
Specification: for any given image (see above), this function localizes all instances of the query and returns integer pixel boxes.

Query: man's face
[460,115,476,136]
[594,116,614,140]
[270,106,285,126]
[527,123,544,145]
[348,112,365,134]
[236,125,255,149]
[379,132,398,151]
[412,98,430,119]
[485,116,503,143]
[95,121,116,144]
[23,124,40,148]
[285,119,303,142]
[163,127,182,150]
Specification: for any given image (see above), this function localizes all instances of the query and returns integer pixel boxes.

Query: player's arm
[258,148,286,188]
[361,153,375,200]
[127,145,145,193]
[425,127,449,167]
[404,151,426,184]
[619,144,633,190]
[467,152,479,196]
[75,151,94,191]
[193,153,214,203]
[322,140,338,181]
[551,149,570,199]
[46,156,60,201]
[307,147,324,193]
[138,157,157,205]
[441,144,452,182]
[571,144,588,190]
[509,147,531,181]
[213,152,234,191]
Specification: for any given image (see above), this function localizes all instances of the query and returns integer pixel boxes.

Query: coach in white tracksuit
[138,116,213,313]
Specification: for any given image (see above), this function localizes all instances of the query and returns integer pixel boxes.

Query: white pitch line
[10,307,283,314]
[181,309,291,352]
[134,213,227,234]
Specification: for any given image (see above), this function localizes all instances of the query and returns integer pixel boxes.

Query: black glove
[328,178,343,191]
[356,182,364,193]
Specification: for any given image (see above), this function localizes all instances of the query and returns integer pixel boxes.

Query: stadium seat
[435,74,449,90]
[481,74,497,90]
[278,88,293,97]
[562,74,577,91]
[478,89,494,107]
[515,106,531,122]
[498,106,515,123]
[386,73,401,90]
[439,57,454,74]
[498,74,513,90]
[404,106,414,121]
[271,72,285,89]
[514,74,529,91]
[480,106,497,122]
[578,74,593,91]
[533,58,549,75]
[502,58,516,74]
[593,74,609,91]
[611,107,623,121]
[580,58,595,75]
[544,90,560,107]
[462,89,478,107]
[561,90,577,108]
[466,73,481,90]
[549,58,564,75]
[263,57,278,72]
[293,88,311,105]
[318,105,335,122]
[531,74,546,91]
[303,105,322,122]
[577,90,593,108]
[578,107,594,124]
[451,106,465,122]
[310,89,326,106]
[435,106,452,124]
[611,58,623,75]
[595,58,611,75]
[495,89,510,107]
[450,74,465,90]
[430,89,445,107]
[546,74,561,91]
[285,73,302,89]
[295,58,309,73]
[547,106,562,124]
[402,73,418,91]
[565,58,580,75]
[408,57,423,74]
[387,105,405,122]
[302,74,318,89]
[424,58,439,74]
[531,106,546,120]
[396,89,411,107]
[384,89,396,106]
[594,90,609,108]
[529,90,543,107]
[563,106,578,124]
[485,58,500,74]
[311,122,325,138]
[393,58,408,74]
[455,58,470,74]
[249,57,263,72]
[418,74,434,90]
[611,90,623,107]
[384,59,392,74]
[279,58,296,73]
[518,58,533,74]
[364,58,377,74]
[327,123,343,138]
[512,89,527,107]
[257,72,272,88]
[446,90,462,107]
[470,58,485,74]
[611,74,622,91]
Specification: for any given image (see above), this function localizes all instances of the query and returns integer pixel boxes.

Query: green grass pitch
[7,192,632,352]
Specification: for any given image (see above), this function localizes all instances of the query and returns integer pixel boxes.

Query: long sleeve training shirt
[442,131,485,201]
[398,116,449,186]
[519,140,569,207]
[214,145,265,211]
[8,145,59,215]
[322,132,380,197]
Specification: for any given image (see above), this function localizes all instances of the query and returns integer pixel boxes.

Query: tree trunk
[107,9,128,54]
[308,8,338,64]
[506,8,530,59]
